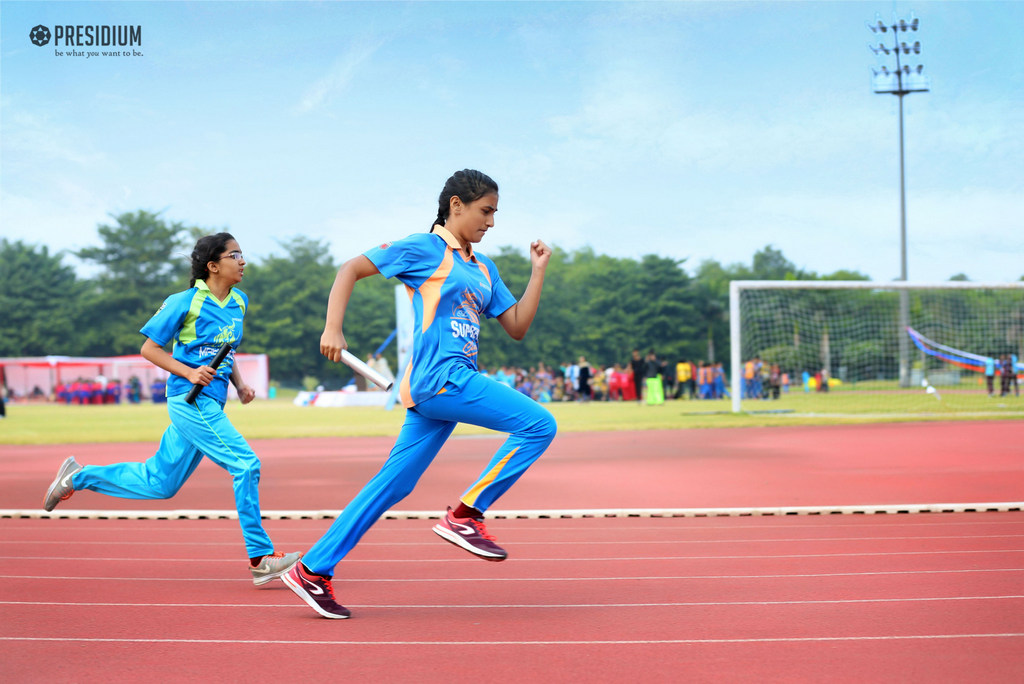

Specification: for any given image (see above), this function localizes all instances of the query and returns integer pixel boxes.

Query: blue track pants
[71,394,274,558]
[302,365,557,575]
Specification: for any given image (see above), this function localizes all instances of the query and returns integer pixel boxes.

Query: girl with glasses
[43,233,301,585]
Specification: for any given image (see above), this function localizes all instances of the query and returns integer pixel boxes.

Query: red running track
[3,421,1023,511]
[2,421,1023,682]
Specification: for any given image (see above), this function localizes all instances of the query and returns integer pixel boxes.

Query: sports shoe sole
[281,570,350,619]
[432,524,507,561]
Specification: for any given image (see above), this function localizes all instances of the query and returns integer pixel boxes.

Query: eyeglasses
[219,251,244,261]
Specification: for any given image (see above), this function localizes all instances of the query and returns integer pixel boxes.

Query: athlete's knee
[231,455,262,484]
[525,408,557,443]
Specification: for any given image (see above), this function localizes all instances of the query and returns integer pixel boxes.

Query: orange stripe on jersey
[400,254,453,408]
[419,249,453,331]
[475,259,493,287]
[462,447,518,506]
[399,361,414,408]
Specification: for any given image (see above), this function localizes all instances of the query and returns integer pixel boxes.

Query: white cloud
[296,38,385,113]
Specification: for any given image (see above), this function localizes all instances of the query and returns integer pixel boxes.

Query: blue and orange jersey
[140,279,245,403]
[364,226,517,408]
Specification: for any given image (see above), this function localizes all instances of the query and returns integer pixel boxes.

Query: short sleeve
[364,233,442,286]
[479,256,517,319]
[140,291,189,346]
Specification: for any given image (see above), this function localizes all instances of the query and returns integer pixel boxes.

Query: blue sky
[2,1,1022,283]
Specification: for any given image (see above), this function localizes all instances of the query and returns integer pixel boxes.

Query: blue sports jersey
[140,279,246,403]
[364,226,517,407]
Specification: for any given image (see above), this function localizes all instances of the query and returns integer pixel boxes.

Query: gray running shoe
[250,550,302,586]
[43,456,83,512]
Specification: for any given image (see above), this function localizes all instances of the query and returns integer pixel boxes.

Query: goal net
[729,281,1024,415]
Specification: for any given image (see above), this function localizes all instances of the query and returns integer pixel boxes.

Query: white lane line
[3,549,1022,562]
[4,533,1024,546]
[1,634,1023,645]
[6,518,1024,533]
[1,568,1022,582]
[5,503,1022,519]
[2,595,1023,609]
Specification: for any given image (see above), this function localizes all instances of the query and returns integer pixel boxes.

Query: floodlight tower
[868,13,929,388]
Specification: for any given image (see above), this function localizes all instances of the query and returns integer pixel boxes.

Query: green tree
[241,237,399,387]
[751,245,803,280]
[74,211,193,355]
[0,240,82,356]
[241,237,337,385]
[481,246,703,371]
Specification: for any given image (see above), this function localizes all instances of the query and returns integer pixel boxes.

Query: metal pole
[730,281,742,413]
[869,13,926,389]
[898,90,911,387]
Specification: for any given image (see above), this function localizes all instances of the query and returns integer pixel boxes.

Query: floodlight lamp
[913,41,921,54]
[911,17,919,30]
[915,65,924,74]
[899,19,907,32]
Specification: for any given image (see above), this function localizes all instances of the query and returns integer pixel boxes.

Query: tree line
[3,210,1013,388]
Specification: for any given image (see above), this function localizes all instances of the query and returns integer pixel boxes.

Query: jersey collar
[432,225,474,259]
[194,278,233,306]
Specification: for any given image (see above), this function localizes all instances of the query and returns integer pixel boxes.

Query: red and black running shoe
[281,563,351,619]
[432,507,508,561]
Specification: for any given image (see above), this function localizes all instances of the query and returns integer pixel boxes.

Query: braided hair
[430,169,498,231]
[189,232,236,287]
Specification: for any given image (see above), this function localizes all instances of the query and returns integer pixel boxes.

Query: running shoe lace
[469,518,497,541]
[301,567,337,599]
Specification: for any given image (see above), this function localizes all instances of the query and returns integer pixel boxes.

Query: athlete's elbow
[506,326,527,341]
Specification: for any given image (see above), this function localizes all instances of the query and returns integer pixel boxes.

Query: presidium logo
[29,23,144,58]
[29,25,50,46]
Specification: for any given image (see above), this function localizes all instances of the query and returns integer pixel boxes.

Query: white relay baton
[341,349,394,391]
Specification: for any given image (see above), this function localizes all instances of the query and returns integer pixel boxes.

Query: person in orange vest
[743,359,756,398]
[696,361,709,399]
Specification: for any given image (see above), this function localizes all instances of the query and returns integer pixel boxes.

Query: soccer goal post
[729,281,1024,415]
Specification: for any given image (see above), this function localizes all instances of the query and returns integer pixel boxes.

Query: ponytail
[430,207,446,232]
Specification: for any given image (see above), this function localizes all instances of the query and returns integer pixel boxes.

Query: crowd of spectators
[481,351,746,404]
[50,376,151,404]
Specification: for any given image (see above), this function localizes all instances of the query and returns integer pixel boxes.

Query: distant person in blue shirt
[984,356,996,396]
[282,169,557,619]
[42,233,300,586]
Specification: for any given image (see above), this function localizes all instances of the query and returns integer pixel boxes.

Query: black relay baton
[185,342,232,404]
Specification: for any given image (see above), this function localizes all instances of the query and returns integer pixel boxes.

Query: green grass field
[1,388,1021,445]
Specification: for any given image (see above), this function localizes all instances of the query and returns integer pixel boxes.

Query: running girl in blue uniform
[43,233,301,586]
[283,169,557,618]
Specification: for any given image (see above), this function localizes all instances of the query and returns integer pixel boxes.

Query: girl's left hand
[236,383,256,405]
[530,239,551,269]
